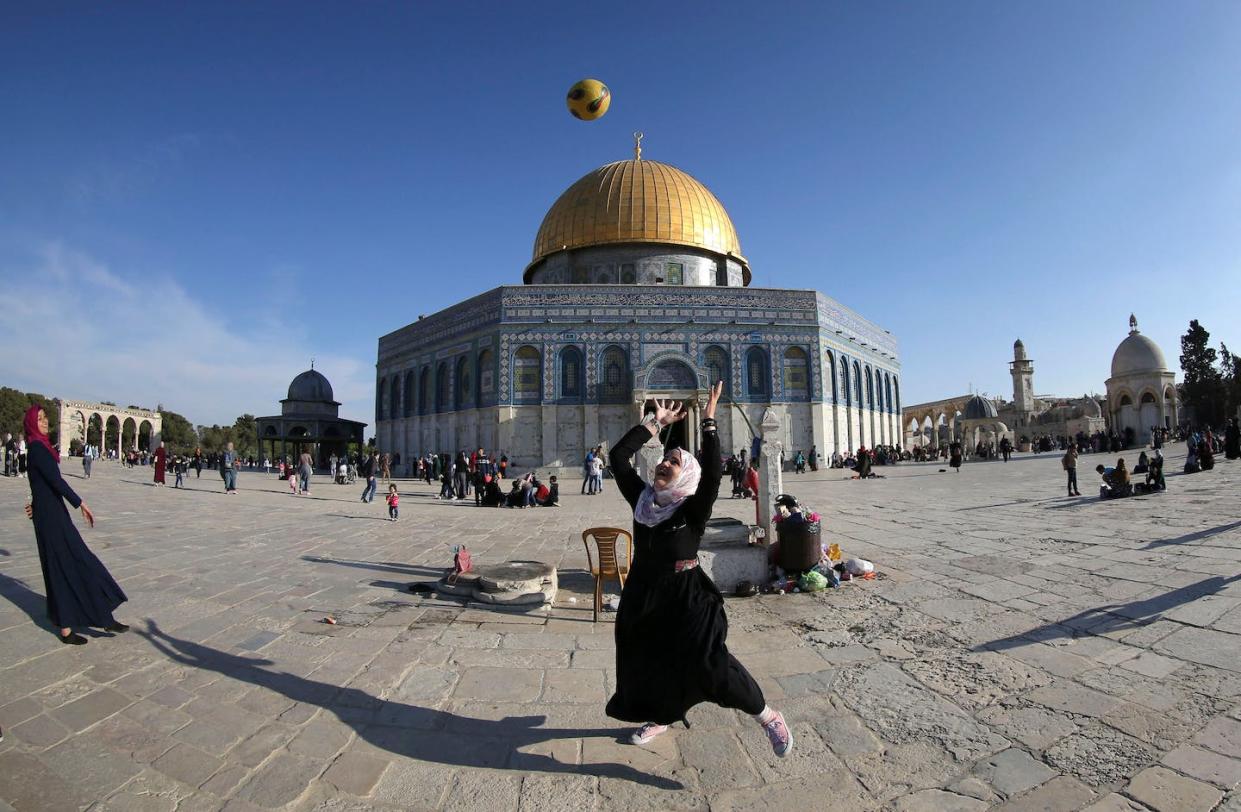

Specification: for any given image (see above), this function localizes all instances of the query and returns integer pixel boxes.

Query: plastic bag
[798,570,829,592]
[827,543,842,562]
[843,558,874,575]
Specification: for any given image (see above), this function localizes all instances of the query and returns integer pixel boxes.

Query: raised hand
[652,398,687,427]
[704,381,724,420]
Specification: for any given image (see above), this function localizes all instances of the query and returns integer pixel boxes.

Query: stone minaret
[1010,339,1035,417]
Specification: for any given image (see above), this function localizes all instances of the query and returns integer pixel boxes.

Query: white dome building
[1105,315,1177,445]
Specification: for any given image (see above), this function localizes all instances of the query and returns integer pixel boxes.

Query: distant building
[904,339,1106,449]
[256,368,367,467]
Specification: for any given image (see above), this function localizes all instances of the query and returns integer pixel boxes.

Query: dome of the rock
[527,157,749,284]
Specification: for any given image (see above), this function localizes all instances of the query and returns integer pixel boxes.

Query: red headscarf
[23,404,58,463]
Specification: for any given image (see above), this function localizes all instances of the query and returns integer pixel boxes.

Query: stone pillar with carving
[757,407,784,540]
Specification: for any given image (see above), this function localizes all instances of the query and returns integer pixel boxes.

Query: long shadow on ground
[302,556,445,578]
[977,574,1241,652]
[137,620,678,788]
[1142,520,1241,550]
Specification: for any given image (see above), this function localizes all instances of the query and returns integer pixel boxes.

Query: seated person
[479,475,504,506]
[854,450,873,479]
[537,475,560,507]
[1133,451,1149,475]
[1096,459,1132,498]
[1199,440,1215,471]
[1184,446,1201,474]
[505,481,525,508]
[1146,450,1166,491]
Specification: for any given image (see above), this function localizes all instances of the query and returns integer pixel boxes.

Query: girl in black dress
[22,405,128,645]
[605,382,791,756]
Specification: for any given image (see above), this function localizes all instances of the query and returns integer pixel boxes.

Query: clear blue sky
[3,2,1239,426]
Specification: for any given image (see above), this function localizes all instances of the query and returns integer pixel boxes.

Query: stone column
[541,405,557,467]
[810,401,826,460]
[757,408,784,540]
[582,403,598,459]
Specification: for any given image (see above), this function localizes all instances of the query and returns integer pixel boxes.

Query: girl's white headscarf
[634,447,701,527]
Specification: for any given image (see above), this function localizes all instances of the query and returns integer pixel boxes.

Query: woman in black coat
[22,405,127,645]
[606,382,791,757]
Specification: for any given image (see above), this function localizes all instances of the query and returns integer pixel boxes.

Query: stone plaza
[2,447,1241,811]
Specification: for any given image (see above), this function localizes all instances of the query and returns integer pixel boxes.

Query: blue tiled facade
[376,285,901,471]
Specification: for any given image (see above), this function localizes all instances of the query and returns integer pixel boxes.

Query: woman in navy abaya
[22,405,128,644]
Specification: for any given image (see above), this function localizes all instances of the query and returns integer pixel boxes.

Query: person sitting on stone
[853,448,873,479]
[537,475,560,507]
[504,480,524,508]
[1199,439,1216,471]
[479,474,504,507]
[1147,449,1166,491]
[1184,445,1201,474]
[1096,459,1132,498]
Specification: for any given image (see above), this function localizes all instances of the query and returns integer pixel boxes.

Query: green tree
[197,424,234,453]
[1179,320,1225,427]
[0,387,59,445]
[1221,342,1241,421]
[159,409,198,453]
[231,414,258,458]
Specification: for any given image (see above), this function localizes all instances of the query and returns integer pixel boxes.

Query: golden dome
[527,158,749,283]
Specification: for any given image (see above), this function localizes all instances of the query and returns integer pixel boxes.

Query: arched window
[560,346,584,400]
[865,367,874,409]
[885,374,893,414]
[402,372,414,418]
[853,362,862,408]
[477,349,495,407]
[600,346,630,402]
[783,347,808,400]
[514,346,541,403]
[377,379,387,422]
[705,346,729,394]
[893,378,901,414]
[455,356,471,410]
[841,359,851,405]
[418,367,430,415]
[746,347,769,398]
[875,373,884,413]
[1140,392,1157,404]
[435,362,450,413]
[1119,394,1133,406]
[827,351,837,401]
[390,376,401,420]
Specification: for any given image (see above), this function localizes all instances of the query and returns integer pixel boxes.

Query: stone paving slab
[1,445,1240,809]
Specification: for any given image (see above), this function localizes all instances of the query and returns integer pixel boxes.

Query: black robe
[605,424,765,726]
[27,443,126,628]
[1226,425,1240,460]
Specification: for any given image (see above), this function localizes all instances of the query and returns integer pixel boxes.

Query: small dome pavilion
[256,366,367,468]
[1105,315,1177,445]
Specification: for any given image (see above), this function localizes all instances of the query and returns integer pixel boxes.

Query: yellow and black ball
[566,78,610,121]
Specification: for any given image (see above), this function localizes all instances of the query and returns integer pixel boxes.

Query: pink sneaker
[761,711,793,757]
[629,723,669,745]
